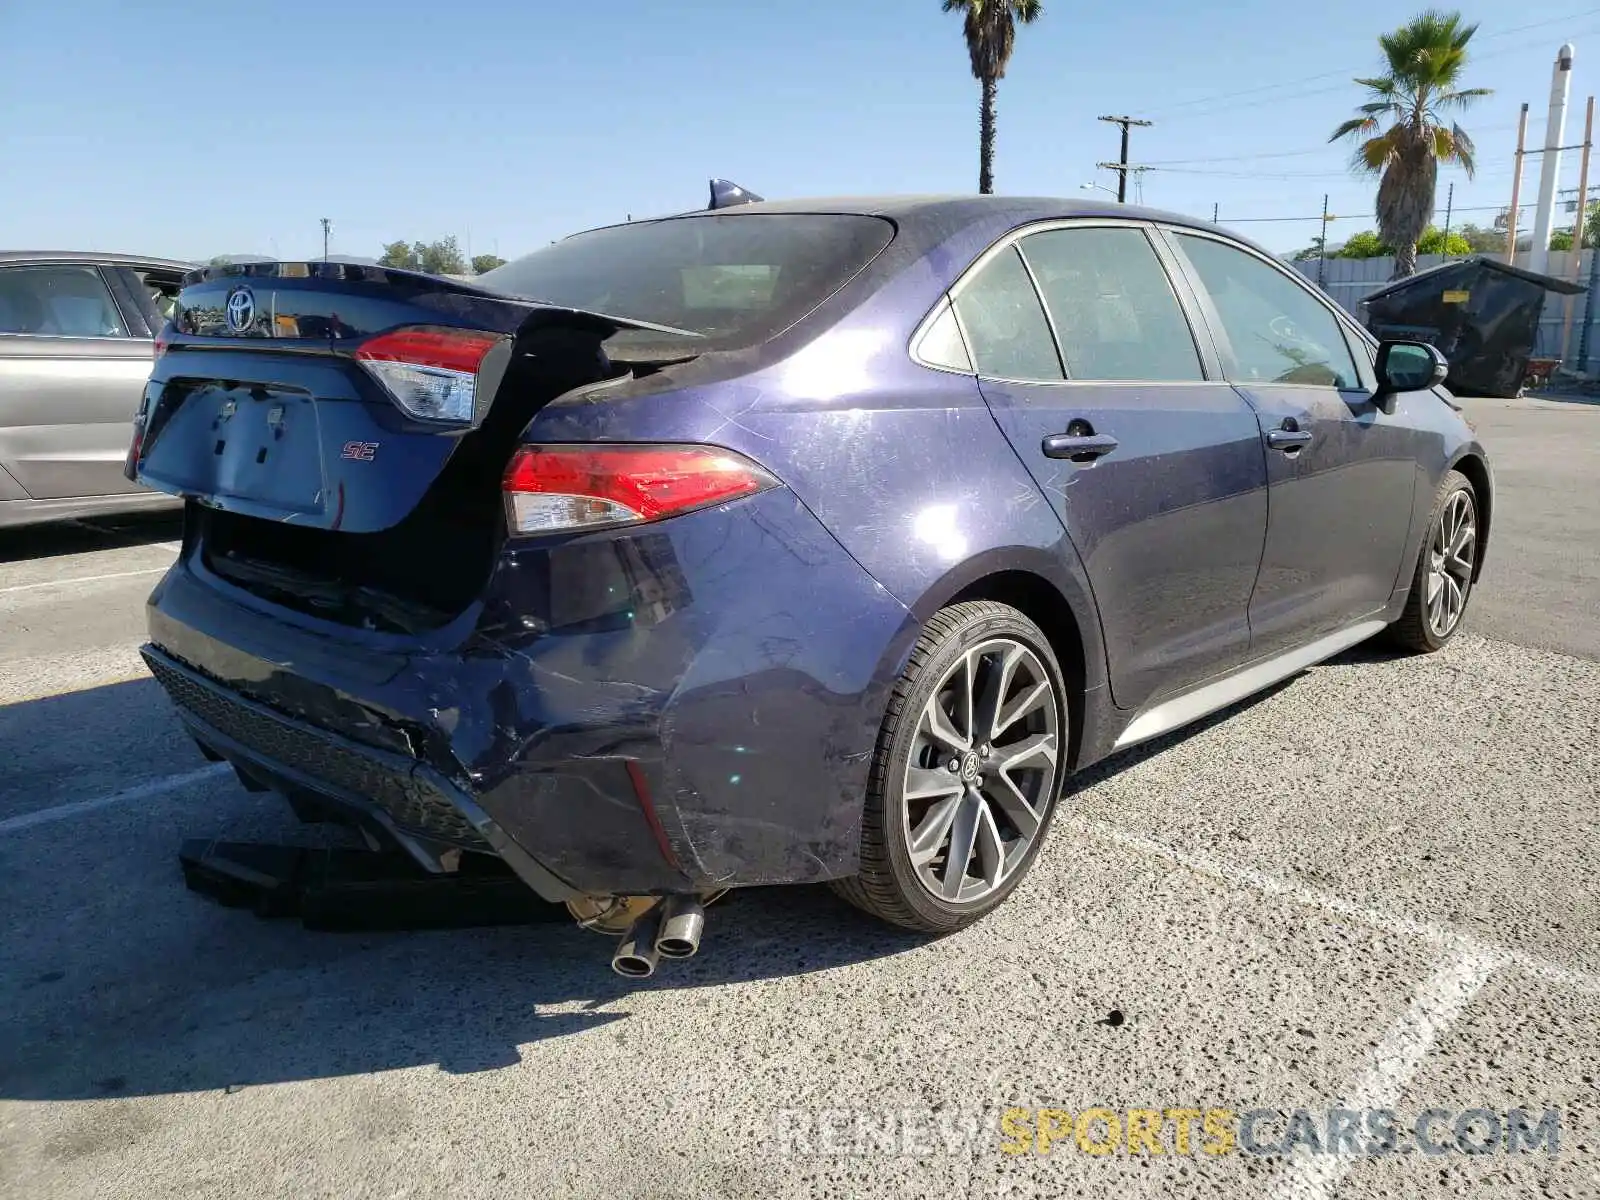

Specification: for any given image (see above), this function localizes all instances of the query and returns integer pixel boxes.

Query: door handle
[1266,420,1313,452]
[1041,432,1119,461]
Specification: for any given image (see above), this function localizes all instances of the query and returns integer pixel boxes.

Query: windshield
[478,213,894,350]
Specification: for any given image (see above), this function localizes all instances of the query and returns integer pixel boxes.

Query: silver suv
[0,251,189,527]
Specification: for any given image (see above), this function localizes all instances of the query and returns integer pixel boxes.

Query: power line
[1139,8,1600,119]
[1152,166,1383,179]
[1484,7,1600,38]
[1157,81,1373,125]
[1141,147,1336,167]
[1150,163,1524,182]
[1221,202,1534,225]
[1136,117,1529,167]
[1151,25,1600,125]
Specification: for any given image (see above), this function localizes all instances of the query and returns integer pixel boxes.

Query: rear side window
[1173,233,1360,389]
[1018,227,1203,381]
[0,265,128,337]
[478,214,893,351]
[951,247,1063,381]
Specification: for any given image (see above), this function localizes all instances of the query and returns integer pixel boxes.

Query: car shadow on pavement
[1,885,923,1103]
[1324,638,1415,667]
[0,679,202,817]
[0,637,1407,1104]
[1065,679,1298,794]
[1061,636,1405,794]
[0,676,925,1102]
[0,511,183,563]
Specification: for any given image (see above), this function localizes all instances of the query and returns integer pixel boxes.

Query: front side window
[0,265,128,337]
[1019,226,1204,381]
[951,247,1063,381]
[1173,233,1360,389]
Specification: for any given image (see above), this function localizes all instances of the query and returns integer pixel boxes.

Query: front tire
[829,601,1069,933]
[1388,469,1478,653]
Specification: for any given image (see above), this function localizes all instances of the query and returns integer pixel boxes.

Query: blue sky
[4,0,1599,261]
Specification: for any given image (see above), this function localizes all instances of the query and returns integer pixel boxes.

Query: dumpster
[1360,256,1586,398]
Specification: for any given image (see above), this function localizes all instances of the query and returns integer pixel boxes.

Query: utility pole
[1583,224,1600,371]
[1506,103,1531,265]
[1561,95,1595,364]
[1441,182,1454,262]
[1316,196,1338,289]
[1097,115,1152,203]
[320,217,331,262]
[1212,202,1219,224]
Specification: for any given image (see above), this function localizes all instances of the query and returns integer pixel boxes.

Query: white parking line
[0,763,231,834]
[0,567,168,596]
[1269,945,1501,1200]
[1079,819,1600,995]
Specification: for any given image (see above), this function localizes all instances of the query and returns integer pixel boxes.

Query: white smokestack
[1529,42,1576,274]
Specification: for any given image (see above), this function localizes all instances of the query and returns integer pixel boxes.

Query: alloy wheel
[1426,489,1476,638]
[901,638,1060,904]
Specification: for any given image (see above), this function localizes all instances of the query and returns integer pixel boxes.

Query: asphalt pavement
[0,393,1595,1199]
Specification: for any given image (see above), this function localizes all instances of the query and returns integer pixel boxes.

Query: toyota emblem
[225,286,256,334]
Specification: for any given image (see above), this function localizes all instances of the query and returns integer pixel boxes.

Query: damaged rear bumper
[142,646,577,901]
[141,488,916,899]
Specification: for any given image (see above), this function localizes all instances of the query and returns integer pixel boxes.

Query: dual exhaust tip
[611,895,706,978]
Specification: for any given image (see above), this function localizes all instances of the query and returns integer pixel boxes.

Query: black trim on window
[102,267,153,339]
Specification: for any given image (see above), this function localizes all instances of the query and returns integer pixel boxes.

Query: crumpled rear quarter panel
[456,487,915,891]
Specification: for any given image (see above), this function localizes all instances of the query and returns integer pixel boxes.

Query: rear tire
[1387,470,1478,654]
[829,601,1069,933]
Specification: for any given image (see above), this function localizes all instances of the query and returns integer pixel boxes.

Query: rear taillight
[502,444,778,535]
[356,326,505,423]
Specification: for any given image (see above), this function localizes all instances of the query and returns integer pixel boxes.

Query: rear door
[951,221,1269,713]
[1161,229,1415,658]
[0,263,151,499]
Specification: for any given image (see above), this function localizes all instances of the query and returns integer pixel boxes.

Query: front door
[951,222,1269,713]
[1164,231,1415,658]
[0,263,152,499]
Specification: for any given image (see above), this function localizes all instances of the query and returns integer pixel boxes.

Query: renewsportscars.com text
[767,1106,1562,1159]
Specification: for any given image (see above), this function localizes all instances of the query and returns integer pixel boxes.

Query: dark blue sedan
[128,188,1491,975]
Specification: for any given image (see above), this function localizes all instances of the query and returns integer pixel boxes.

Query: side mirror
[1375,339,1448,398]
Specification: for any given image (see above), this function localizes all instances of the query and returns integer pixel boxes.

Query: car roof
[611,193,1275,259]
[0,250,195,270]
[681,194,1206,226]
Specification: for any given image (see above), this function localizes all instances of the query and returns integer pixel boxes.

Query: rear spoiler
[181,259,703,342]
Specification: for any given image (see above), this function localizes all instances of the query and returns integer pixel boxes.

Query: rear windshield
[477,213,894,350]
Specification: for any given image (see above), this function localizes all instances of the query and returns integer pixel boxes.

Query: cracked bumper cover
[142,488,916,898]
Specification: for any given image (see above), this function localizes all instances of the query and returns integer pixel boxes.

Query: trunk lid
[131,262,701,630]
[132,262,695,533]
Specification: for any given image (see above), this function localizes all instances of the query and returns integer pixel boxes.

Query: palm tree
[944,0,1043,194]
[1330,10,1491,278]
